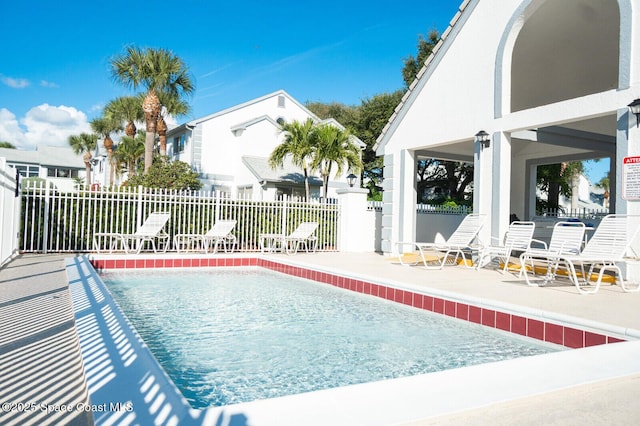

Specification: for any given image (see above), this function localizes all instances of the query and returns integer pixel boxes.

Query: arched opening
[511,0,620,112]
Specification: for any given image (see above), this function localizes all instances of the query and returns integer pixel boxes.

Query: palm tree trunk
[303,169,310,200]
[83,151,92,186]
[142,90,160,173]
[144,131,155,173]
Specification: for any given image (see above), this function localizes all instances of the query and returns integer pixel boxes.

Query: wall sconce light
[346,173,357,187]
[628,99,640,128]
[475,130,490,150]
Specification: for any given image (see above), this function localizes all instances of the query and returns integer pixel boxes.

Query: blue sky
[0,0,610,183]
[0,0,460,147]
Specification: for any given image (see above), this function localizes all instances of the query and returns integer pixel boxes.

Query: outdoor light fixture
[347,173,357,187]
[628,99,640,128]
[475,130,490,149]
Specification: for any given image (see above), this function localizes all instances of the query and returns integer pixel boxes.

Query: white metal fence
[20,183,339,253]
[540,207,609,220]
[0,159,21,266]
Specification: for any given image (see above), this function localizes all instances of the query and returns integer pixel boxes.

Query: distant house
[166,90,364,200]
[0,145,86,192]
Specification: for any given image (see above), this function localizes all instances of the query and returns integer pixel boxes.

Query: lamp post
[475,130,490,150]
[628,99,640,128]
[346,173,357,188]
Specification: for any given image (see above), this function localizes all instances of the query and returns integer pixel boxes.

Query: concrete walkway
[0,254,92,426]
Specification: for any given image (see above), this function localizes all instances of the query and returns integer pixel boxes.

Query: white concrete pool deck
[1,252,640,425]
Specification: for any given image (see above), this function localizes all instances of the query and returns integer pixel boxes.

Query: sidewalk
[0,254,92,426]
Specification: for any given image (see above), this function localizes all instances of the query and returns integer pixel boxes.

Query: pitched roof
[242,156,322,185]
[230,115,280,134]
[374,0,472,152]
[0,145,85,168]
[190,90,319,127]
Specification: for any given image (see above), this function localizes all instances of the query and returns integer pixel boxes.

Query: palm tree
[269,118,316,200]
[105,95,145,141]
[157,91,190,156]
[90,116,122,185]
[595,173,610,209]
[110,46,195,173]
[68,133,98,185]
[310,124,362,199]
[114,131,146,177]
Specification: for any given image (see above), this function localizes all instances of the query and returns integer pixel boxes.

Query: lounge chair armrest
[529,238,548,249]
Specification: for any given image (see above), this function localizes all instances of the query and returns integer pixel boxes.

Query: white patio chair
[476,221,536,272]
[396,213,486,269]
[520,221,586,286]
[174,220,237,253]
[260,222,319,255]
[93,212,171,254]
[523,214,640,294]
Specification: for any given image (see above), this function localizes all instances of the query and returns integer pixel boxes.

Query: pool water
[101,268,560,408]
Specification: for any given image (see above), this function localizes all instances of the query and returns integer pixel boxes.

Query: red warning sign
[622,156,640,200]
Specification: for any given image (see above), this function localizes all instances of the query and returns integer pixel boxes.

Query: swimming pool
[101,267,559,408]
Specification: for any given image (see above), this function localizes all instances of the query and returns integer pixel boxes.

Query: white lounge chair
[174,220,237,253]
[260,222,319,254]
[521,214,640,294]
[93,212,171,254]
[396,213,486,269]
[520,221,586,286]
[476,221,536,272]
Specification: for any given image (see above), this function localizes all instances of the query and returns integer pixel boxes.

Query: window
[172,137,179,155]
[237,186,253,199]
[47,168,78,178]
[277,95,285,108]
[172,134,186,155]
[12,164,39,177]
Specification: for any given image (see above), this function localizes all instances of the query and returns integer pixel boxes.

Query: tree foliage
[306,91,402,200]
[68,133,98,185]
[402,29,440,88]
[124,157,202,190]
[114,131,146,177]
[310,123,362,198]
[270,118,316,200]
[536,161,584,212]
[0,141,16,149]
[417,160,474,204]
[110,46,195,173]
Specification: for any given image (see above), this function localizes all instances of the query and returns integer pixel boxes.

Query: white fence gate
[20,183,339,253]
[0,158,21,266]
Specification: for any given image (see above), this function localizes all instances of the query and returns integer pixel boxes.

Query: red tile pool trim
[90,257,623,349]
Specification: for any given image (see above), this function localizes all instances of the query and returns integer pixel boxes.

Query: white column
[616,106,640,282]
[381,149,416,254]
[492,132,512,242]
[336,188,374,252]
[473,135,493,246]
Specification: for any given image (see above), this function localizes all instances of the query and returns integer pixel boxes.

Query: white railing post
[42,181,51,254]
[281,196,288,234]
[0,158,20,266]
[137,186,144,230]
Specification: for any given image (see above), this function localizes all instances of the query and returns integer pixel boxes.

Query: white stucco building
[375,0,640,258]
[166,90,364,200]
[0,145,87,192]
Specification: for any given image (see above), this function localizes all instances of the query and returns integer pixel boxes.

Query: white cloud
[0,108,24,145]
[40,80,59,88]
[0,104,91,150]
[1,75,30,89]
